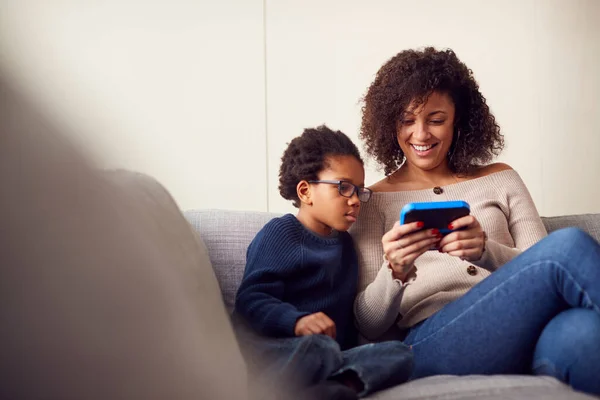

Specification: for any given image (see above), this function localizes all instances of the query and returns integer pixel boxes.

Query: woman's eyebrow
[427,110,447,116]
[402,110,447,118]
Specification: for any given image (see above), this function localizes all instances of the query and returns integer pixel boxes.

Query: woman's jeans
[234,326,413,397]
[403,228,600,395]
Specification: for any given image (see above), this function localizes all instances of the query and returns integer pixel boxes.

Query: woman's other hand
[439,215,487,261]
[382,221,442,281]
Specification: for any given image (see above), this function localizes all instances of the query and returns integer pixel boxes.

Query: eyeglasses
[308,180,373,203]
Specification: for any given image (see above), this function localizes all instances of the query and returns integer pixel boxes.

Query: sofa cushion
[367,375,598,399]
[184,209,280,313]
[542,214,600,242]
[100,171,250,398]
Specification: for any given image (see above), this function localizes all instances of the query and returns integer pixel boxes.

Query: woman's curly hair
[360,47,504,175]
[279,125,363,208]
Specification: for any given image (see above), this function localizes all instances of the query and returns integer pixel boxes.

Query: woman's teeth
[412,144,434,151]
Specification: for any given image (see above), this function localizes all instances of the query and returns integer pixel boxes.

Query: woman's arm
[354,263,410,340]
[350,202,408,340]
[474,168,547,270]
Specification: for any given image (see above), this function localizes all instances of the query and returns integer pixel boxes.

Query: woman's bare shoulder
[476,162,513,178]
[369,176,389,192]
[368,176,393,192]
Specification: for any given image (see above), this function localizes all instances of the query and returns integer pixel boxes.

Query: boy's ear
[296,180,312,206]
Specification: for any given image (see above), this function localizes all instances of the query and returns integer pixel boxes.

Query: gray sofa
[185,209,600,399]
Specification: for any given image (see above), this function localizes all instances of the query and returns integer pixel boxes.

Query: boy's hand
[294,312,336,339]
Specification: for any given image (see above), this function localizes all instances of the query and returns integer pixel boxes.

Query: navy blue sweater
[234,214,358,349]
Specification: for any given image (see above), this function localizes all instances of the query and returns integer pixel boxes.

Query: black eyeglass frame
[308,180,372,203]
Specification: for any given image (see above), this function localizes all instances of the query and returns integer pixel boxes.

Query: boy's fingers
[315,313,336,338]
[306,324,321,335]
[313,318,330,334]
[320,316,335,336]
[325,318,336,339]
[324,325,335,339]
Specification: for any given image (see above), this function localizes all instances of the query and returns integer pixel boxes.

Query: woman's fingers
[384,228,440,253]
[439,220,484,248]
[446,248,481,260]
[398,228,441,248]
[438,214,486,262]
[448,214,478,231]
[384,230,440,269]
[383,221,425,243]
[388,236,439,275]
[399,235,441,258]
[439,237,480,254]
[383,215,487,270]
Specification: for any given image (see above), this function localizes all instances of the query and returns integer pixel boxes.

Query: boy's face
[301,155,365,235]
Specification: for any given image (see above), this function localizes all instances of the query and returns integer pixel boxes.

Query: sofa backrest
[541,214,600,240]
[184,209,600,313]
[184,210,281,313]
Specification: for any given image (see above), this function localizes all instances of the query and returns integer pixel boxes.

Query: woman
[351,47,600,395]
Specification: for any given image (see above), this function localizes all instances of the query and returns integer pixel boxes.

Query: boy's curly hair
[360,47,504,175]
[279,125,363,208]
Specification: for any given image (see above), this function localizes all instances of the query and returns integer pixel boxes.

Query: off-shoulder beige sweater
[350,170,548,340]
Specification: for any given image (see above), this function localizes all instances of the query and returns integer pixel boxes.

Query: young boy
[233,126,413,399]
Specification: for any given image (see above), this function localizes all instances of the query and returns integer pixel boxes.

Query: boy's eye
[339,182,355,196]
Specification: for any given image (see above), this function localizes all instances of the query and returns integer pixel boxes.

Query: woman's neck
[396,160,456,186]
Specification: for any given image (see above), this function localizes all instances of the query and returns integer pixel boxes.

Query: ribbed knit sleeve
[354,263,410,339]
[351,200,408,339]
[234,219,309,337]
[472,171,547,271]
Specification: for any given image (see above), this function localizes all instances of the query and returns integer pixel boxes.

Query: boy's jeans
[235,326,413,397]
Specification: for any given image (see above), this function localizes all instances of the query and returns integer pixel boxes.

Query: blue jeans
[403,228,600,395]
[234,325,413,397]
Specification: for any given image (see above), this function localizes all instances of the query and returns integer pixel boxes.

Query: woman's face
[396,91,456,172]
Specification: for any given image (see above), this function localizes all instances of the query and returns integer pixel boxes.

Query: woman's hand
[382,221,442,281]
[294,312,336,339]
[438,215,487,261]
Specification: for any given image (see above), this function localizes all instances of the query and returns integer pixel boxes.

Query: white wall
[0,0,267,211]
[1,0,599,216]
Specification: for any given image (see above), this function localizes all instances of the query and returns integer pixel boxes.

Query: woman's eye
[402,120,415,125]
[430,120,445,124]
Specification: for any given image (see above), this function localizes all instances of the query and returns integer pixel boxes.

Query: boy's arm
[234,223,309,338]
